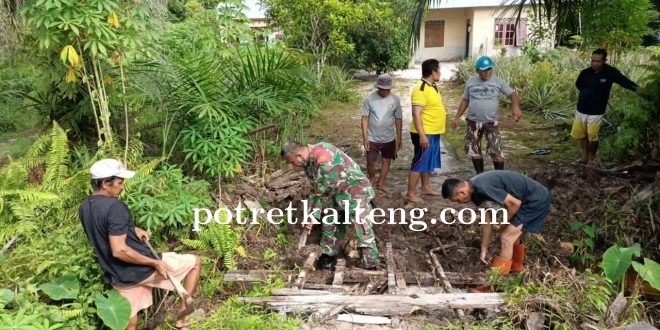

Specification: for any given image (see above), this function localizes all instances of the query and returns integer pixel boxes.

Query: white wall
[414,8,470,62]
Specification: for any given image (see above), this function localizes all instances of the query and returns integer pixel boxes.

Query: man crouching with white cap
[79,159,201,330]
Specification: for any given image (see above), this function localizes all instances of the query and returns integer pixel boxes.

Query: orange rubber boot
[468,256,512,293]
[511,243,526,272]
[491,255,512,275]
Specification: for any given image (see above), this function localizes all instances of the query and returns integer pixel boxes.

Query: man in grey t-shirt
[441,171,550,292]
[361,73,403,193]
[450,56,522,174]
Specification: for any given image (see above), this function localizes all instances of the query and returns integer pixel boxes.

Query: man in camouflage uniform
[281,141,379,270]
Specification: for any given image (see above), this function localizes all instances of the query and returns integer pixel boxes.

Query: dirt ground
[221,66,660,328]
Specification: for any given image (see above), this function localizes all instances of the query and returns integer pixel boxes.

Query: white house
[415,0,542,61]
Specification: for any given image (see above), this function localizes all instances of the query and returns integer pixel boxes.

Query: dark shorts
[410,132,441,173]
[510,196,551,234]
[366,140,396,163]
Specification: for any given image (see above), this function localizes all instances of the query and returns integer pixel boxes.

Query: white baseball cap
[90,159,135,179]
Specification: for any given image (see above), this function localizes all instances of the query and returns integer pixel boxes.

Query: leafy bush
[317,65,358,103]
[123,164,214,240]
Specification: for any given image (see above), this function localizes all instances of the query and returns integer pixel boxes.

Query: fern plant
[181,204,241,270]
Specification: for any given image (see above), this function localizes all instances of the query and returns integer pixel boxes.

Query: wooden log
[223,269,485,286]
[386,242,397,294]
[337,313,391,325]
[429,245,465,318]
[333,259,346,288]
[271,288,333,296]
[606,293,629,327]
[239,292,505,309]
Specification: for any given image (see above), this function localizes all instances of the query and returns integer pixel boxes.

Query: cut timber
[337,313,391,325]
[395,273,407,291]
[223,269,485,286]
[295,252,317,287]
[272,288,334,296]
[239,292,505,309]
[297,229,309,249]
[607,293,629,327]
[430,242,465,318]
[333,259,346,287]
[386,243,396,294]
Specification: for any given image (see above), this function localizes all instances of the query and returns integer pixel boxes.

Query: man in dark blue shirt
[441,171,551,292]
[571,48,642,164]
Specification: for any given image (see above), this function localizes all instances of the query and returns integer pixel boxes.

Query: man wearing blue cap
[450,56,522,174]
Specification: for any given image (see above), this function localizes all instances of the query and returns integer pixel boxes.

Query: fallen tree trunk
[239,292,505,310]
[223,269,486,286]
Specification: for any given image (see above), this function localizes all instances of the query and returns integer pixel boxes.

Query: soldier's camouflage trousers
[320,199,378,269]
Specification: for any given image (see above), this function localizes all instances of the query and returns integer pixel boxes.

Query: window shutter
[516,21,527,46]
[424,20,445,48]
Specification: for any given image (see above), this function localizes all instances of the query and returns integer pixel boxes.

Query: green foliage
[504,269,615,329]
[631,258,660,290]
[569,219,597,265]
[264,0,413,73]
[317,65,357,103]
[600,54,659,161]
[601,243,642,283]
[602,244,660,291]
[182,206,241,269]
[94,290,130,330]
[123,164,213,239]
[193,297,299,330]
[39,274,80,301]
[581,0,652,52]
[166,45,318,178]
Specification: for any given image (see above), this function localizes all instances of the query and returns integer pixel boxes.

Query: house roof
[430,0,524,9]
[243,0,266,19]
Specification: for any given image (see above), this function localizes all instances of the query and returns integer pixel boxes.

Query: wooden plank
[395,273,407,291]
[297,229,309,249]
[332,259,346,287]
[295,252,317,287]
[386,242,396,294]
[337,313,391,325]
[430,244,465,318]
[223,269,485,286]
[272,288,334,296]
[239,293,505,309]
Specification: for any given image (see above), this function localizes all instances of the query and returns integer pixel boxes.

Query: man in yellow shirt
[405,59,447,203]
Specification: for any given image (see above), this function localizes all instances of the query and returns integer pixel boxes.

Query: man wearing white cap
[361,73,403,193]
[79,159,201,330]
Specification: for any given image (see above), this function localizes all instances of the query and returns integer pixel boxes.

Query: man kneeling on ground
[441,170,551,292]
[79,159,201,330]
[281,141,379,270]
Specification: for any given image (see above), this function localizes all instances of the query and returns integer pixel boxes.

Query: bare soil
[213,68,659,328]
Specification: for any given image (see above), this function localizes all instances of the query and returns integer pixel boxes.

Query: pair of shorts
[113,253,198,317]
[366,140,396,163]
[410,132,441,173]
[510,196,551,234]
[464,119,502,159]
[570,111,603,141]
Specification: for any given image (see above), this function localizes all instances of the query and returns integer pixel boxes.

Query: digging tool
[141,237,195,318]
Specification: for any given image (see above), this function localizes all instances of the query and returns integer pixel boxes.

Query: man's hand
[512,107,523,121]
[135,227,150,241]
[419,134,429,149]
[479,249,490,265]
[450,119,460,130]
[396,139,402,150]
[363,139,370,152]
[302,222,313,232]
[153,260,172,279]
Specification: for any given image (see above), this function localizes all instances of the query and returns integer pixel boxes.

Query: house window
[425,20,445,47]
[494,19,527,46]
